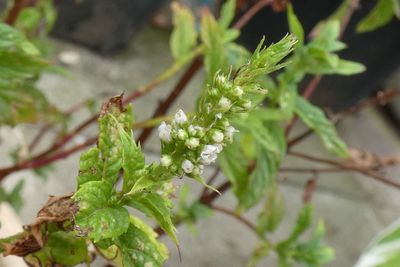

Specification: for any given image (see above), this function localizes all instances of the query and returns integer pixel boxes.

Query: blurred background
[0,0,400,266]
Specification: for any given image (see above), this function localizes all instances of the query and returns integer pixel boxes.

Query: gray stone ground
[1,26,399,267]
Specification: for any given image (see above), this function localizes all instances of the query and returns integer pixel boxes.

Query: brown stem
[209,204,259,236]
[4,0,35,25]
[288,150,400,190]
[232,0,273,30]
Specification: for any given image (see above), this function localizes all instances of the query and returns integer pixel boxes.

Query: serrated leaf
[98,103,133,185]
[170,2,197,60]
[287,4,304,45]
[73,181,130,242]
[126,192,177,244]
[116,216,168,267]
[357,0,395,33]
[294,95,349,158]
[118,127,145,193]
[218,0,236,30]
[47,231,88,266]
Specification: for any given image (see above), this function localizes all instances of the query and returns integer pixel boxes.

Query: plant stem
[209,204,259,237]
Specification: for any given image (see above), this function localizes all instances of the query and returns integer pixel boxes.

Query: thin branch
[201,167,221,195]
[232,0,273,30]
[5,0,36,25]
[209,204,259,236]
[288,150,400,190]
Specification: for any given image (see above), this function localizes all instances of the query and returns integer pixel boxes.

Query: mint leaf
[47,231,88,266]
[116,216,168,267]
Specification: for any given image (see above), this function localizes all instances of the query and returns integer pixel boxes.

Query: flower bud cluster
[155,72,264,179]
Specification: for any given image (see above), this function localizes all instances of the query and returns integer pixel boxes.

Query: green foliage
[355,218,400,267]
[116,216,168,267]
[0,180,24,212]
[0,22,55,125]
[47,231,88,266]
[294,96,349,157]
[357,0,399,33]
[287,4,304,45]
[256,185,285,235]
[170,2,198,61]
[275,205,335,267]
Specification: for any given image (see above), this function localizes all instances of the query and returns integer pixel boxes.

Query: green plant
[0,0,400,266]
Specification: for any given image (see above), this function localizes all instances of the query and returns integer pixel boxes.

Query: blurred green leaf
[357,0,396,33]
[287,4,304,45]
[218,0,236,30]
[0,180,25,212]
[170,2,197,60]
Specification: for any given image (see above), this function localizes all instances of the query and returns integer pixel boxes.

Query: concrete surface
[0,26,400,267]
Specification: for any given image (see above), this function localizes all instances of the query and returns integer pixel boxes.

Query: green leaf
[0,51,47,80]
[73,181,130,242]
[0,22,39,55]
[201,9,227,82]
[256,185,285,235]
[355,218,400,267]
[116,216,168,267]
[335,59,366,75]
[290,204,313,241]
[294,95,349,158]
[287,4,304,45]
[357,0,395,33]
[170,2,197,60]
[126,192,177,244]
[47,231,88,266]
[0,180,25,212]
[218,0,236,30]
[77,147,103,187]
[98,103,133,185]
[118,127,145,193]
[247,242,271,267]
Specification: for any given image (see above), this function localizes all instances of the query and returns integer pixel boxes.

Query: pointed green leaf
[116,216,168,267]
[0,22,39,55]
[218,0,236,30]
[294,95,349,158]
[357,0,395,33]
[201,9,227,81]
[126,192,177,244]
[287,4,304,45]
[170,3,197,61]
[256,185,285,235]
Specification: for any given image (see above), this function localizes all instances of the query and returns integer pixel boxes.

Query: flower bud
[241,100,252,109]
[174,109,188,124]
[233,86,243,97]
[177,129,188,140]
[181,159,194,173]
[185,137,200,149]
[218,97,231,111]
[212,130,224,143]
[158,121,172,143]
[160,155,172,167]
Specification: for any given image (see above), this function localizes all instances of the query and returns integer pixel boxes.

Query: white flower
[218,97,231,111]
[177,129,187,140]
[174,109,188,124]
[181,159,194,173]
[188,125,204,137]
[185,138,200,149]
[160,155,172,167]
[215,143,223,153]
[215,113,222,119]
[233,86,243,97]
[158,122,172,142]
[225,126,238,141]
[212,131,224,143]
[200,145,219,165]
